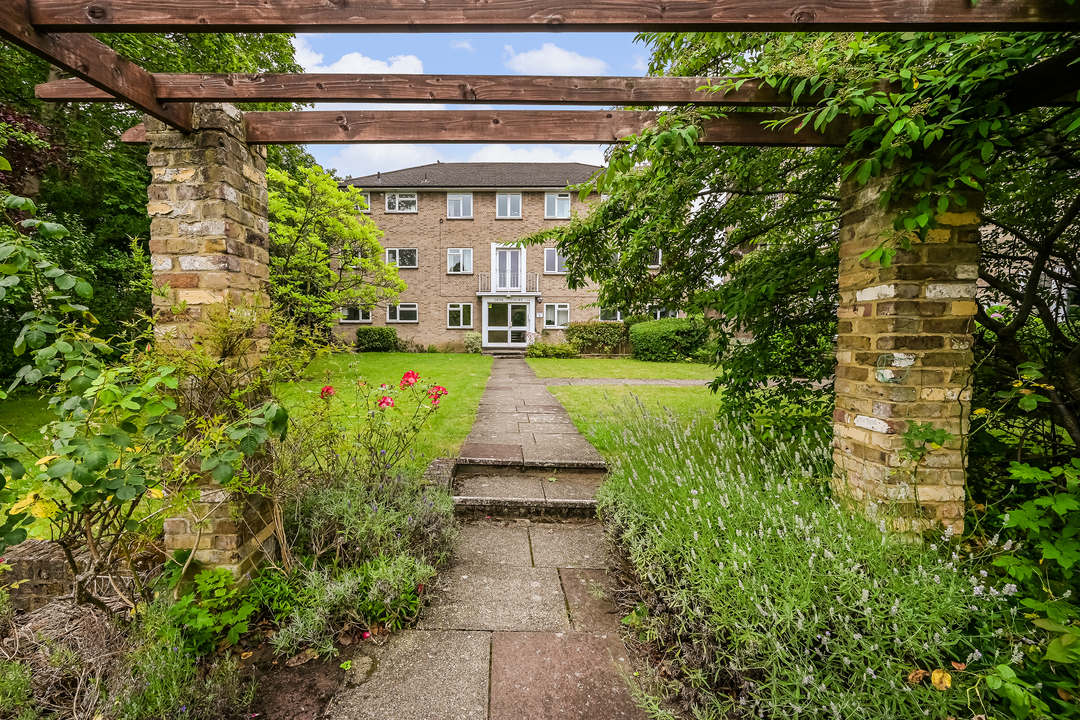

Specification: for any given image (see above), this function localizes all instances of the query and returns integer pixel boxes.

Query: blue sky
[296,33,649,179]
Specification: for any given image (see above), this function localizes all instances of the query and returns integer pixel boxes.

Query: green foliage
[525,341,579,359]
[563,320,628,355]
[463,331,483,354]
[589,400,1000,719]
[0,659,36,720]
[112,599,255,720]
[355,325,398,352]
[267,164,404,330]
[166,569,257,656]
[629,317,708,362]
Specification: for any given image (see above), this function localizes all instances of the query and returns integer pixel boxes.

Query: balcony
[478,272,539,294]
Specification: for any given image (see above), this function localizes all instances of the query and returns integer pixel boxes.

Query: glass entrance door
[486,302,530,345]
[495,248,521,292]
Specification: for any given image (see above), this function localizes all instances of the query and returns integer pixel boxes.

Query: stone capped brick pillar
[833,171,981,534]
[145,103,275,577]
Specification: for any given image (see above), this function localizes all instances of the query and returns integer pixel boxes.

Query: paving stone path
[326,359,648,719]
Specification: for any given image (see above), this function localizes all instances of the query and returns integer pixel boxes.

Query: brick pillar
[833,171,981,534]
[145,103,275,577]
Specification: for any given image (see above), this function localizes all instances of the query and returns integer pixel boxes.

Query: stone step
[453,496,596,520]
[481,349,527,358]
[452,467,604,520]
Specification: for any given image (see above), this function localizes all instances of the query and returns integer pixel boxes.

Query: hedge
[525,342,579,359]
[563,320,628,355]
[355,326,398,352]
[629,317,708,362]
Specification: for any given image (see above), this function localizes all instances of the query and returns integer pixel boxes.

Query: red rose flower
[400,370,420,388]
[378,396,394,409]
[320,385,335,399]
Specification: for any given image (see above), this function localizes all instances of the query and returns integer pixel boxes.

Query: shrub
[426,344,439,353]
[355,325,398,352]
[564,320,628,355]
[589,401,1001,720]
[525,341,579,359]
[0,659,35,720]
[463,332,483,354]
[629,317,708,362]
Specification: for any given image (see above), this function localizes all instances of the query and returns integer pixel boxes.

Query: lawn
[277,351,493,472]
[548,385,723,457]
[0,391,56,460]
[527,357,718,380]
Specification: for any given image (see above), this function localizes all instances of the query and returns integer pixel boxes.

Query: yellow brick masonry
[833,171,981,534]
[332,190,600,345]
[146,104,275,578]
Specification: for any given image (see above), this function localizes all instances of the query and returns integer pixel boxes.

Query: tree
[267,165,405,329]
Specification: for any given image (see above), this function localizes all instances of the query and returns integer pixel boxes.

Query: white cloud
[466,144,607,167]
[503,43,609,75]
[292,36,423,74]
[631,55,649,74]
[450,40,476,53]
[324,145,446,180]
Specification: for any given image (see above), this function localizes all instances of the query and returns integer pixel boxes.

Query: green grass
[0,391,55,460]
[549,385,723,458]
[277,352,493,471]
[527,357,718,380]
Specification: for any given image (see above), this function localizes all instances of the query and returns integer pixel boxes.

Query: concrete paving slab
[522,441,604,469]
[454,523,533,567]
[524,422,581,435]
[490,632,646,720]
[465,432,534,445]
[542,474,605,501]
[474,411,531,422]
[529,523,607,569]
[560,568,622,633]
[457,474,546,500]
[528,413,573,424]
[469,421,524,436]
[326,630,490,720]
[419,565,570,632]
[459,443,523,466]
[518,403,568,413]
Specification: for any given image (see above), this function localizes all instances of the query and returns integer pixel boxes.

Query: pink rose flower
[400,370,420,388]
[378,396,394,409]
[427,385,448,399]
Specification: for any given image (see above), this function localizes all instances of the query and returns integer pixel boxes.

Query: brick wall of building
[331,190,600,347]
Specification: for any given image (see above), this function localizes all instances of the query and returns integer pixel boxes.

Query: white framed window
[385,192,417,213]
[447,303,473,328]
[355,192,371,214]
[341,307,372,323]
[544,248,568,274]
[496,193,522,219]
[388,303,418,323]
[545,192,571,219]
[600,308,624,322]
[447,193,473,219]
[447,248,472,274]
[648,248,662,268]
[544,303,569,329]
[386,248,418,268]
[649,306,678,320]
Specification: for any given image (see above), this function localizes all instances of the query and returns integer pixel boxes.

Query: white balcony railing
[478,272,539,293]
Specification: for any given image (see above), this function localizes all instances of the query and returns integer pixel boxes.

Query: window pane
[558,307,569,326]
[461,248,472,273]
[345,307,360,321]
[600,308,619,321]
[387,194,397,211]
[556,252,566,273]
[497,195,508,217]
[448,196,461,217]
[545,304,555,326]
[361,308,371,321]
[397,194,417,212]
[449,307,461,326]
[387,249,397,264]
[388,305,398,320]
[545,248,555,273]
[489,302,508,326]
[400,305,418,321]
[399,249,417,267]
[511,194,521,217]
[557,195,570,218]
[462,194,472,217]
[511,304,528,327]
[462,304,471,326]
[546,194,556,217]
[488,330,508,343]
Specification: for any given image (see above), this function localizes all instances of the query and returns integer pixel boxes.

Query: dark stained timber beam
[36,74,843,106]
[205,110,853,146]
[28,0,1080,33]
[0,0,191,130]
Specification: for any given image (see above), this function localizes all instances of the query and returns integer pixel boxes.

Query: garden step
[452,467,604,519]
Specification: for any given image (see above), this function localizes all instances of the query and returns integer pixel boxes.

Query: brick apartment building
[334,162,607,351]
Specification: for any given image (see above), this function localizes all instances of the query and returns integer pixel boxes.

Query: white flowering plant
[589,399,1010,719]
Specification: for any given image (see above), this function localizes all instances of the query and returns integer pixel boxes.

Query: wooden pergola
[2,0,1078,553]
[2,1,1078,143]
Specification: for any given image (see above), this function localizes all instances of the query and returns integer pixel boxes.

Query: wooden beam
[1001,47,1080,114]
[222,110,853,146]
[36,73,847,106]
[28,0,1080,33]
[0,0,191,130]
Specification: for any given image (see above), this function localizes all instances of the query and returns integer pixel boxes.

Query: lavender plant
[591,399,1006,719]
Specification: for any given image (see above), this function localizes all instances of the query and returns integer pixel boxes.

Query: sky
[296,32,649,179]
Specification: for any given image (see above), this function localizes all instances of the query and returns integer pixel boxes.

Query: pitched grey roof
[342,162,603,190]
